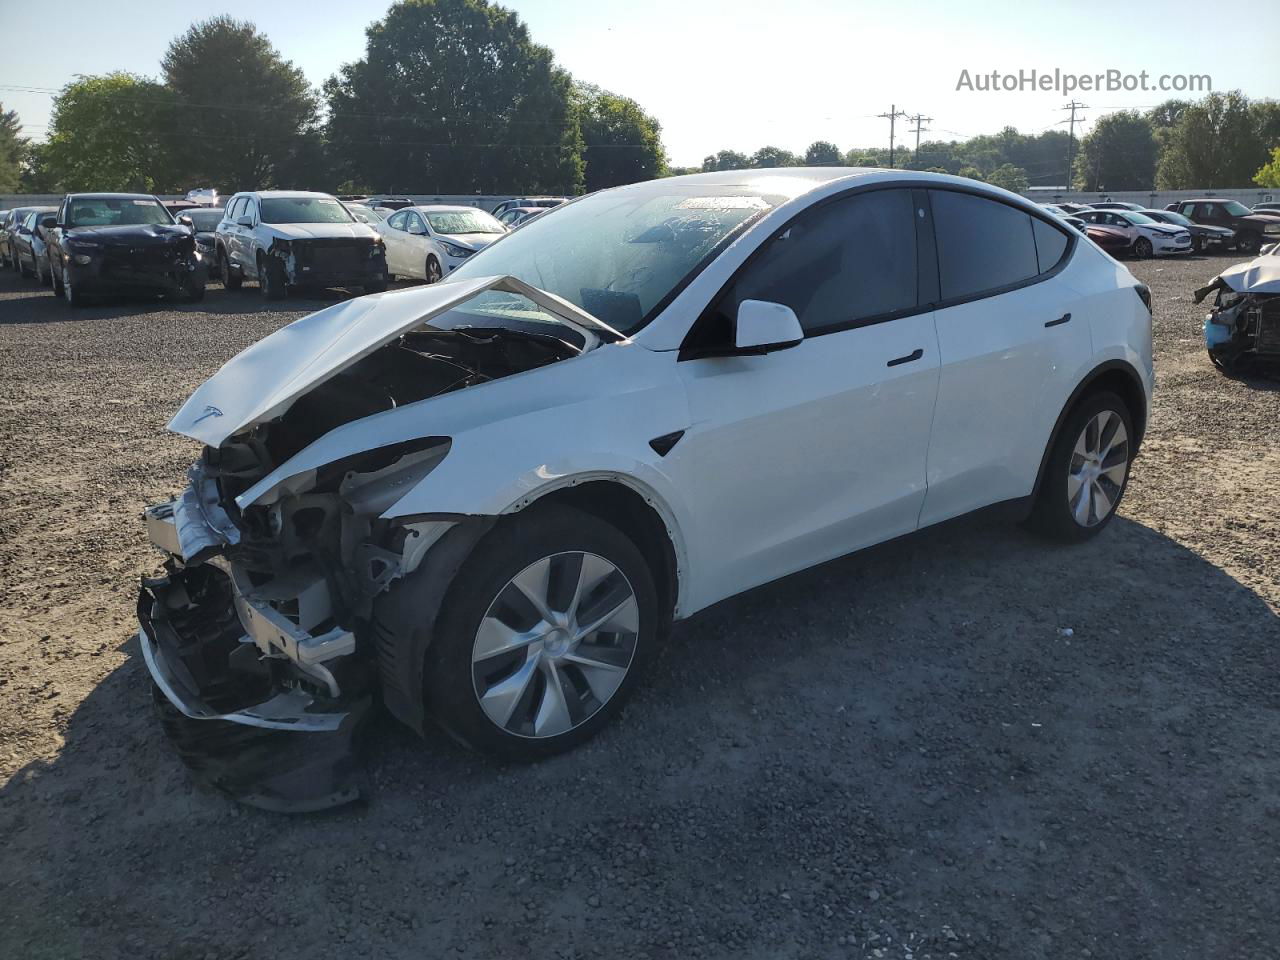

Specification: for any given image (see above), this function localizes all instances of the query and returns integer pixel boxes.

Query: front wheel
[219,250,243,290]
[1028,391,1134,542]
[1236,232,1261,255]
[1134,237,1153,258]
[176,272,205,303]
[394,505,659,759]
[62,271,86,306]
[258,255,287,300]
[424,256,442,284]
[363,276,387,294]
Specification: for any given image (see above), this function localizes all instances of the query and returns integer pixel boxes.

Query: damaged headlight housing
[439,241,472,259]
[369,237,386,258]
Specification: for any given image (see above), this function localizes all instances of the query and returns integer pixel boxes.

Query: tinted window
[721,188,918,335]
[932,190,1037,300]
[386,211,407,230]
[1032,218,1070,273]
[260,196,353,224]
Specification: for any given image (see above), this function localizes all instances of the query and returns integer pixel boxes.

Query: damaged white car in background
[138,168,1154,810]
[1196,248,1280,372]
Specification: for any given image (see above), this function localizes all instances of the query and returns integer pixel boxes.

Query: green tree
[956,165,984,182]
[751,145,799,168]
[702,150,748,172]
[18,143,60,193]
[1147,99,1191,130]
[163,17,322,191]
[1071,111,1157,190]
[1157,91,1262,188]
[803,140,842,165]
[574,84,666,191]
[0,105,27,193]
[1255,147,1280,188]
[325,0,582,194]
[987,163,1030,193]
[43,73,180,192]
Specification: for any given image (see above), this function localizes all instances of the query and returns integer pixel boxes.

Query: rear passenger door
[919,189,1091,526]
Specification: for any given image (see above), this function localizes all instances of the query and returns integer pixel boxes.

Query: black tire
[363,277,388,294]
[1134,236,1153,259]
[1236,232,1261,255]
[388,504,659,760]
[1191,235,1203,254]
[62,270,86,307]
[177,272,206,303]
[51,262,64,297]
[219,249,243,290]
[17,254,31,279]
[1027,390,1134,543]
[259,254,286,300]
[424,256,442,284]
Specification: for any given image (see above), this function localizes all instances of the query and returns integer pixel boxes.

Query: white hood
[168,276,622,447]
[441,232,503,252]
[1214,253,1280,295]
[264,222,377,240]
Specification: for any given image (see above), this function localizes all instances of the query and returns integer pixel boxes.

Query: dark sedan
[1084,224,1133,256]
[47,193,206,306]
[182,206,225,264]
[12,208,58,283]
[1140,209,1233,253]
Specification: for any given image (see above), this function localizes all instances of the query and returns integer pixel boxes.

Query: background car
[369,196,414,211]
[215,190,388,299]
[344,203,387,225]
[1089,201,1146,212]
[1254,201,1280,215]
[1051,202,1096,216]
[1,206,50,270]
[182,206,224,264]
[491,196,567,219]
[46,193,206,306]
[376,204,507,282]
[1169,198,1280,254]
[1140,209,1233,253]
[494,205,548,229]
[11,208,58,283]
[1084,223,1134,256]
[1075,208,1191,257]
[184,188,219,206]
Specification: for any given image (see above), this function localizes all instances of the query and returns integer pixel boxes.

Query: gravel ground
[1,253,1278,960]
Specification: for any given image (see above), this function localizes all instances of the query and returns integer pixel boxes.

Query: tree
[1147,99,1191,130]
[702,150,748,172]
[1071,111,1157,190]
[325,0,582,194]
[987,163,1030,193]
[0,105,27,193]
[1156,91,1262,188]
[803,140,842,165]
[574,84,666,192]
[163,17,322,191]
[43,73,180,192]
[751,146,799,168]
[956,165,984,182]
[1256,147,1280,188]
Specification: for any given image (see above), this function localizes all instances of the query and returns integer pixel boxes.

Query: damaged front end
[138,276,618,811]
[1195,253,1280,372]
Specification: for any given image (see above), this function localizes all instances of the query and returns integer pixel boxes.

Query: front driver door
[675,187,941,611]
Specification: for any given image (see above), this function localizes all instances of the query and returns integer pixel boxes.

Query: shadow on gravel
[3,512,1278,959]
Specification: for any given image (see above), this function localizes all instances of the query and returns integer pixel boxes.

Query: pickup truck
[1164,199,1280,255]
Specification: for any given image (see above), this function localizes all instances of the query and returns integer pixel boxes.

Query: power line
[1059,100,1087,186]
[907,112,933,159]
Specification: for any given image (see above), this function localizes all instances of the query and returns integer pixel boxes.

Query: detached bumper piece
[138,564,370,813]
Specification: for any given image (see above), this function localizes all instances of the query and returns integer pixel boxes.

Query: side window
[243,198,258,224]
[1197,204,1215,220]
[931,190,1038,301]
[408,213,427,234]
[386,211,407,231]
[721,188,919,335]
[1031,217,1070,273]
[226,197,243,221]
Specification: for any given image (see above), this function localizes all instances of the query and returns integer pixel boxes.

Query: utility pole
[878,104,908,168]
[907,113,933,165]
[1060,100,1087,188]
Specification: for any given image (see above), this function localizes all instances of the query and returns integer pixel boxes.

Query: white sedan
[138,168,1154,808]
[376,205,507,282]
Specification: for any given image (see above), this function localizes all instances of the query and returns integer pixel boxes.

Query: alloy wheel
[472,551,639,739]
[426,257,442,283]
[1067,410,1129,527]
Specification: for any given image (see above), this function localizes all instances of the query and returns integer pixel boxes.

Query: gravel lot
[1,253,1278,960]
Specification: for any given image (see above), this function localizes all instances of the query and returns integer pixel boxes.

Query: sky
[1,0,1277,171]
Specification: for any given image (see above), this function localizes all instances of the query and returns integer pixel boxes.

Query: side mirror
[178,215,194,229]
[235,215,253,228]
[735,299,803,353]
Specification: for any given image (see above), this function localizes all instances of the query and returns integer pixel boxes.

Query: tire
[62,270,86,307]
[398,504,659,759]
[1028,390,1134,543]
[51,262,64,298]
[1236,232,1261,255]
[1191,235,1203,254]
[363,277,388,294]
[17,254,31,279]
[424,256,442,284]
[219,249,242,290]
[258,254,286,300]
[1134,236,1153,259]
[177,272,206,303]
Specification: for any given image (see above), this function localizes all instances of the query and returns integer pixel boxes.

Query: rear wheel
[219,249,243,290]
[1028,391,1134,542]
[403,505,659,759]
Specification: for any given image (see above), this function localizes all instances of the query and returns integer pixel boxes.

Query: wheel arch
[1031,359,1148,503]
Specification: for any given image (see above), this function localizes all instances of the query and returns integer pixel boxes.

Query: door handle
[1044,312,1072,327]
[886,348,924,367]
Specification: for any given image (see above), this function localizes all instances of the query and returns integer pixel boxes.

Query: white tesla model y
[138,169,1153,805]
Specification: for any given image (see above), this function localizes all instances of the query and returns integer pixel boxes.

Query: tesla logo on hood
[193,405,223,423]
